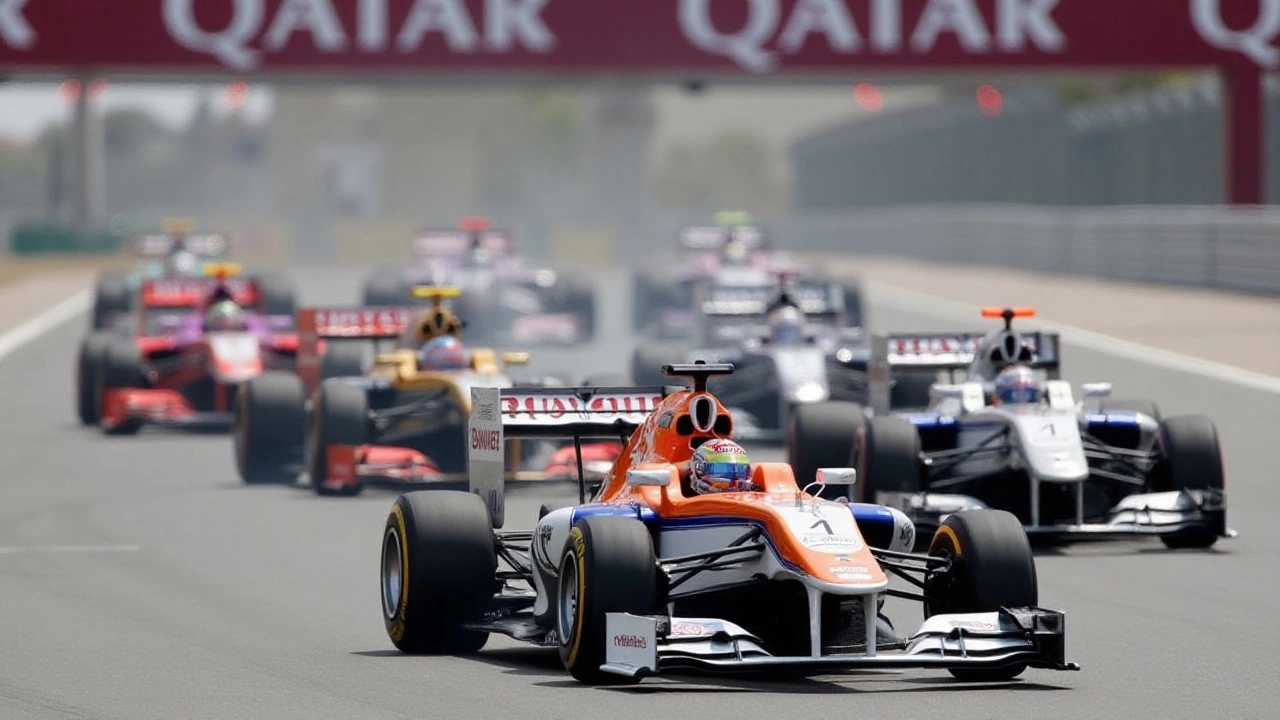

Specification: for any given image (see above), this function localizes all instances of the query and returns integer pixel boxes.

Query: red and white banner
[0,0,1275,73]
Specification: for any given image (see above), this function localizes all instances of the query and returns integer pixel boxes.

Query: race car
[78,266,299,434]
[360,217,595,345]
[232,288,617,493]
[91,218,294,330]
[377,362,1076,685]
[632,214,863,338]
[787,307,1232,550]
[630,272,920,442]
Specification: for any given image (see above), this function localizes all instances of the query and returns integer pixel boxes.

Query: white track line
[0,544,140,555]
[0,289,91,364]
[870,283,1280,395]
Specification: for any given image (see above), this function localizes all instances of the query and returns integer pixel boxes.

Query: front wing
[876,489,1232,543]
[602,607,1076,680]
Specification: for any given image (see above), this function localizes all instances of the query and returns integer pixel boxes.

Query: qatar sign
[0,0,1277,73]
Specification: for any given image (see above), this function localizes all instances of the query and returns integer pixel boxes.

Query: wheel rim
[556,552,579,646]
[381,528,403,619]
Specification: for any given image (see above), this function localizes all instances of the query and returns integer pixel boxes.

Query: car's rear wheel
[362,269,411,306]
[1155,415,1225,549]
[890,372,936,410]
[557,516,661,684]
[307,379,368,496]
[235,372,306,484]
[257,272,296,316]
[91,271,131,330]
[925,509,1037,682]
[320,342,368,380]
[786,401,863,498]
[382,490,496,654]
[856,416,923,505]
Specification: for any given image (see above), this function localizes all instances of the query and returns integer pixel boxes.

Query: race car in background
[77,266,300,434]
[359,217,596,345]
[91,218,295,330]
[632,213,864,338]
[787,307,1232,550]
[232,288,619,493]
[630,272,929,441]
[377,362,1076,685]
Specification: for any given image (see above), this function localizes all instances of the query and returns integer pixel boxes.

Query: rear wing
[468,385,666,527]
[140,277,258,309]
[883,331,1061,370]
[410,229,513,257]
[131,233,228,258]
[296,306,417,392]
[679,224,768,251]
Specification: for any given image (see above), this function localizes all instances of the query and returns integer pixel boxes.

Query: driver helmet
[166,249,202,277]
[418,336,467,371]
[993,364,1042,405]
[690,439,753,495]
[768,305,805,344]
[724,236,749,264]
[203,300,247,332]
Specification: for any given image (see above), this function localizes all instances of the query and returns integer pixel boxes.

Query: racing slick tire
[837,279,864,328]
[381,490,497,654]
[925,509,1038,682]
[234,372,306,485]
[557,515,661,684]
[630,344,682,388]
[307,379,368,496]
[362,268,412,306]
[1100,398,1162,423]
[1154,415,1225,549]
[786,401,864,499]
[320,342,368,380]
[856,416,923,505]
[581,373,632,388]
[256,272,296,316]
[98,339,147,435]
[890,372,936,410]
[91,270,131,330]
[76,331,113,425]
[630,272,659,332]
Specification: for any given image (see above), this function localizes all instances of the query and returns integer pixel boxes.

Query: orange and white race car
[377,362,1077,685]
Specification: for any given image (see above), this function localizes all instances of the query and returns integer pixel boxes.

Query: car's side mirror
[930,384,965,400]
[817,467,857,486]
[819,461,860,484]
[626,469,671,488]
[1081,382,1113,399]
[1045,379,1075,409]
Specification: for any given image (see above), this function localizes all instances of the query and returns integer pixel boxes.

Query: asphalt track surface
[0,267,1276,720]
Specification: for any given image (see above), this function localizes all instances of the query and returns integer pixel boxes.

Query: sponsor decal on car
[670,622,715,638]
[801,533,864,553]
[613,634,648,649]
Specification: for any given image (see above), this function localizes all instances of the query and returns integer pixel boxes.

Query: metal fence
[744,205,1280,296]
[791,77,1279,208]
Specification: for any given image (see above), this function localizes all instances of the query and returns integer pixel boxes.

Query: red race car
[83,270,299,434]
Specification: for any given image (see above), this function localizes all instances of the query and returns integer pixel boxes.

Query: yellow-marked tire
[381,490,496,654]
[556,516,660,685]
[925,509,1037,682]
